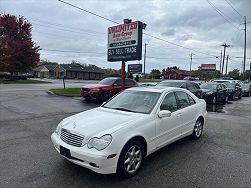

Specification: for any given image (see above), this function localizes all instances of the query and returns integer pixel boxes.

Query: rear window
[158,82,183,88]
[99,78,117,85]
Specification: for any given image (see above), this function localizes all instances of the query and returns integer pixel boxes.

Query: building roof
[60,64,104,74]
[164,69,195,77]
[44,64,57,71]
[33,64,57,72]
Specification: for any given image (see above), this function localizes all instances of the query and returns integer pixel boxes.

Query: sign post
[107,20,146,90]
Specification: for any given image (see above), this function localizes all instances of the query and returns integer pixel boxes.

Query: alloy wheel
[212,96,216,104]
[194,120,203,138]
[124,145,142,174]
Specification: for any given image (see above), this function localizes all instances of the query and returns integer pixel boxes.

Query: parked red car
[81,77,138,102]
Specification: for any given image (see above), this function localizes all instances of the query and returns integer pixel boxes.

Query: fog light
[89,162,99,168]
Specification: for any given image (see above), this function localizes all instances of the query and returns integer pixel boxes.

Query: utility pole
[225,55,229,75]
[219,50,222,74]
[189,53,195,77]
[243,16,247,80]
[143,43,147,78]
[221,43,230,75]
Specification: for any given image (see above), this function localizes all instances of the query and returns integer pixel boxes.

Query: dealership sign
[128,64,142,73]
[201,64,216,71]
[107,21,143,62]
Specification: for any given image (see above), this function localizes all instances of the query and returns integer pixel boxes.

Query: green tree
[127,72,133,79]
[150,69,161,79]
[135,75,139,82]
[228,69,240,80]
[0,14,40,78]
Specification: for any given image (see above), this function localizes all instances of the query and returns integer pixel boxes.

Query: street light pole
[143,43,147,78]
[190,53,195,77]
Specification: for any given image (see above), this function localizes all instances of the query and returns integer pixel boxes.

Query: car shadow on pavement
[51,136,205,187]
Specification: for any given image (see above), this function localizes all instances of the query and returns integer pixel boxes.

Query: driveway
[0,82,250,188]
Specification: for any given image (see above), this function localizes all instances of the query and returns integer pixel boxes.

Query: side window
[114,79,122,86]
[125,79,130,86]
[217,84,221,90]
[175,91,190,109]
[125,79,135,86]
[193,83,200,89]
[187,94,196,105]
[160,92,178,112]
[180,83,187,89]
[187,83,195,90]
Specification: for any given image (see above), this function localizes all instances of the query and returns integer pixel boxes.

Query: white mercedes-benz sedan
[51,87,207,177]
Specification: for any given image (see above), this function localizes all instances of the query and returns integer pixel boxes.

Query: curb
[46,90,55,95]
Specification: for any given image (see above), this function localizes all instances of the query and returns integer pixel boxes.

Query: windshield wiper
[111,107,135,112]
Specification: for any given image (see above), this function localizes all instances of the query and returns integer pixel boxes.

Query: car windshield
[103,90,161,114]
[157,82,183,87]
[98,78,116,85]
[241,84,249,89]
[214,81,232,88]
[200,84,217,90]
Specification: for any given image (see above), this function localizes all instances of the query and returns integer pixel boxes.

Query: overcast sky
[1,0,251,73]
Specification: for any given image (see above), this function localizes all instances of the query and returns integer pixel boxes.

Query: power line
[206,0,240,30]
[143,33,216,57]
[58,0,218,58]
[58,0,119,24]
[224,0,242,18]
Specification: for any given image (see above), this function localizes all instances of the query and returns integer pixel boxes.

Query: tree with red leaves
[0,14,40,78]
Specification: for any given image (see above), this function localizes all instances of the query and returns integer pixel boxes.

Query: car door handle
[177,113,182,117]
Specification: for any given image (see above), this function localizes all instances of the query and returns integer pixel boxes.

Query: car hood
[82,84,110,89]
[60,107,145,139]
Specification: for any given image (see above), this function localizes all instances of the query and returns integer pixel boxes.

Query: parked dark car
[81,77,138,102]
[200,83,228,104]
[157,80,202,98]
[241,84,251,97]
[213,80,242,100]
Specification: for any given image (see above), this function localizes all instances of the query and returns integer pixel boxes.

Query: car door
[175,91,198,135]
[216,84,224,101]
[155,92,182,148]
[110,79,122,96]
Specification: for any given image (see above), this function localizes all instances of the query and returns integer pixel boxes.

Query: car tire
[238,93,242,99]
[224,95,228,104]
[229,94,234,100]
[117,140,144,178]
[191,118,203,140]
[99,92,109,103]
[212,96,216,104]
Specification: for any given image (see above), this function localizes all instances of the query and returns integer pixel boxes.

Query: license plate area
[60,145,72,159]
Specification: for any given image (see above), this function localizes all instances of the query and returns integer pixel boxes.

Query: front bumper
[81,91,100,100]
[51,132,117,174]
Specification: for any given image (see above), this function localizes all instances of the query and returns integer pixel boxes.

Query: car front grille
[82,88,90,92]
[60,128,84,147]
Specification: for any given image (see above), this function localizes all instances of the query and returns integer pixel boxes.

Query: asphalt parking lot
[0,83,251,188]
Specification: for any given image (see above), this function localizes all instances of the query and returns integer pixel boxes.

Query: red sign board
[201,64,216,71]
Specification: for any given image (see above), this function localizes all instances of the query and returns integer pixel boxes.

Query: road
[0,82,250,188]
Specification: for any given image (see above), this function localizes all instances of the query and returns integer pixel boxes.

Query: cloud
[1,0,250,72]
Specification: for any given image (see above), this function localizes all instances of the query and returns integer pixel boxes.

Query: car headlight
[90,88,100,92]
[87,134,112,150]
[55,121,63,135]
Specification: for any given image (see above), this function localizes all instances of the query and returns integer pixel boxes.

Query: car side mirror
[113,83,117,88]
[158,110,171,118]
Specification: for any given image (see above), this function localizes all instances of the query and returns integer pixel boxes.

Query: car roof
[127,86,187,93]
[160,80,192,83]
